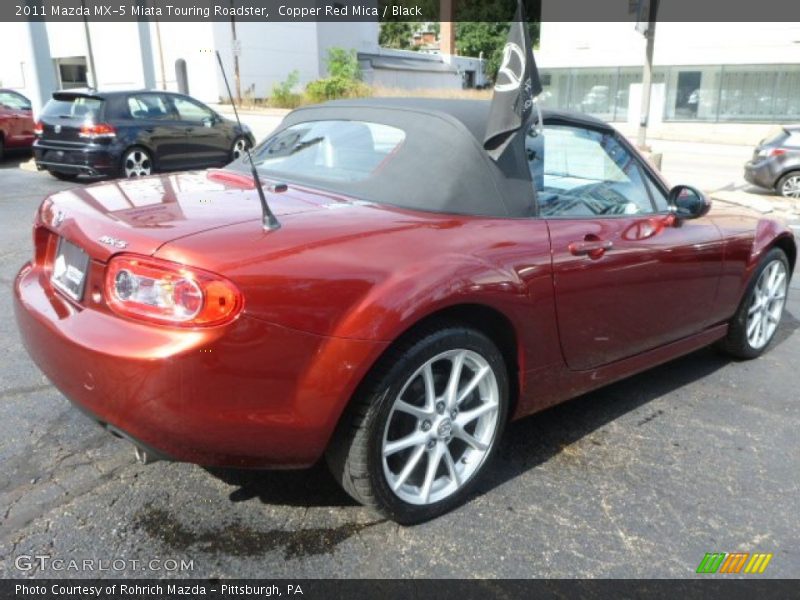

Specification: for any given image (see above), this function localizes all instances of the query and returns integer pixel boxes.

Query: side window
[527,125,657,217]
[172,96,214,123]
[127,93,171,120]
[0,91,31,110]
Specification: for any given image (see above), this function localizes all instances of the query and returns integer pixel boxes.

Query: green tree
[305,47,370,103]
[326,47,361,80]
[454,0,540,82]
[379,22,415,49]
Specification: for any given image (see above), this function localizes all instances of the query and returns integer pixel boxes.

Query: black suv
[33,89,255,180]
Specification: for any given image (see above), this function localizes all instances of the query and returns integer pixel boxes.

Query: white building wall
[86,22,151,89]
[537,22,800,69]
[0,23,36,91]
[211,21,321,101]
[146,22,218,101]
[316,21,380,76]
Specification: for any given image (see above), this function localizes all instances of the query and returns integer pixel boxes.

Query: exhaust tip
[134,445,159,465]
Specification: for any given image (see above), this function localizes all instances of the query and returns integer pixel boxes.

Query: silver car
[744,125,800,198]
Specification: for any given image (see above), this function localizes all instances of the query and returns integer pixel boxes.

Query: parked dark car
[744,125,800,198]
[33,89,255,181]
[0,89,35,159]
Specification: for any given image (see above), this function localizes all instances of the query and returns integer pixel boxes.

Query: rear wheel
[717,248,789,359]
[47,170,79,182]
[326,324,508,524]
[121,147,153,178]
[777,171,800,198]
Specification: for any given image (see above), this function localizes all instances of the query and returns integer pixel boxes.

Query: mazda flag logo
[494,43,526,92]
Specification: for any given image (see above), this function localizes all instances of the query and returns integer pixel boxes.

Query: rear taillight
[105,255,243,327]
[79,123,116,139]
[33,121,43,136]
[760,147,786,158]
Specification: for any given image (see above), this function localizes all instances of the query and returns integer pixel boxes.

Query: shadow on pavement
[0,152,32,170]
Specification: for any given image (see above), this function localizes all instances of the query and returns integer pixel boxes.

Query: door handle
[185,127,194,133]
[568,238,613,259]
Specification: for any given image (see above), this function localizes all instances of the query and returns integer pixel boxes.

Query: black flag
[483,0,542,161]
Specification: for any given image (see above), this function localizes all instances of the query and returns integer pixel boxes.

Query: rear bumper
[744,160,779,190]
[13,261,386,468]
[33,140,120,176]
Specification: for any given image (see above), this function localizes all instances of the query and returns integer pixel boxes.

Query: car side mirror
[669,185,711,220]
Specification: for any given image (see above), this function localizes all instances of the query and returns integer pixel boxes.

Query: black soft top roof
[261,98,614,218]
[316,97,614,140]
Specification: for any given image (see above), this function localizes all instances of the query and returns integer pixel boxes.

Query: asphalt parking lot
[0,152,798,579]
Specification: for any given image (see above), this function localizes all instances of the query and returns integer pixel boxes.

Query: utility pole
[440,0,456,56]
[154,20,167,89]
[636,0,659,150]
[230,0,242,103]
[80,0,98,88]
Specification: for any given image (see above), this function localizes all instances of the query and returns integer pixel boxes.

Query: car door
[530,123,724,371]
[124,93,186,170]
[168,94,229,167]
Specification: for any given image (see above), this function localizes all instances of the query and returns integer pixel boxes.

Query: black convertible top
[257,98,614,218]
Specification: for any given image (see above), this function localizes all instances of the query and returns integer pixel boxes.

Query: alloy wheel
[780,175,800,198]
[232,138,249,160]
[123,149,152,177]
[746,259,788,349]
[381,349,500,506]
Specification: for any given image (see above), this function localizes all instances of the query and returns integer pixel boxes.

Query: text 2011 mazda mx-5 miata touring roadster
[14,99,796,523]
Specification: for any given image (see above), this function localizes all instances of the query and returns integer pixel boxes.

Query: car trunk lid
[39,170,333,262]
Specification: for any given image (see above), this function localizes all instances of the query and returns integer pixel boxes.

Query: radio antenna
[215,50,280,230]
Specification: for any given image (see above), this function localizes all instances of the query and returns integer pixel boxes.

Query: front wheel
[327,325,509,524]
[717,248,790,359]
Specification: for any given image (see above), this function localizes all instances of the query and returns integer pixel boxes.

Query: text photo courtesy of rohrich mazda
[0,0,799,596]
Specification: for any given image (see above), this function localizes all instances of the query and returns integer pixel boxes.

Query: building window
[539,64,800,123]
[54,57,88,90]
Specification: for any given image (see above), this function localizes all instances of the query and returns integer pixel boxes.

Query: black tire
[230,136,250,162]
[0,135,5,161]
[716,247,790,359]
[776,171,800,198]
[326,323,509,524]
[47,170,79,182]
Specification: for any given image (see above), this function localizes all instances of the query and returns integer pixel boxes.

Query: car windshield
[42,96,103,120]
[0,91,31,110]
[251,120,406,183]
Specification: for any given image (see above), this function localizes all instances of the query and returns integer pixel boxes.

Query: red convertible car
[13,99,795,523]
